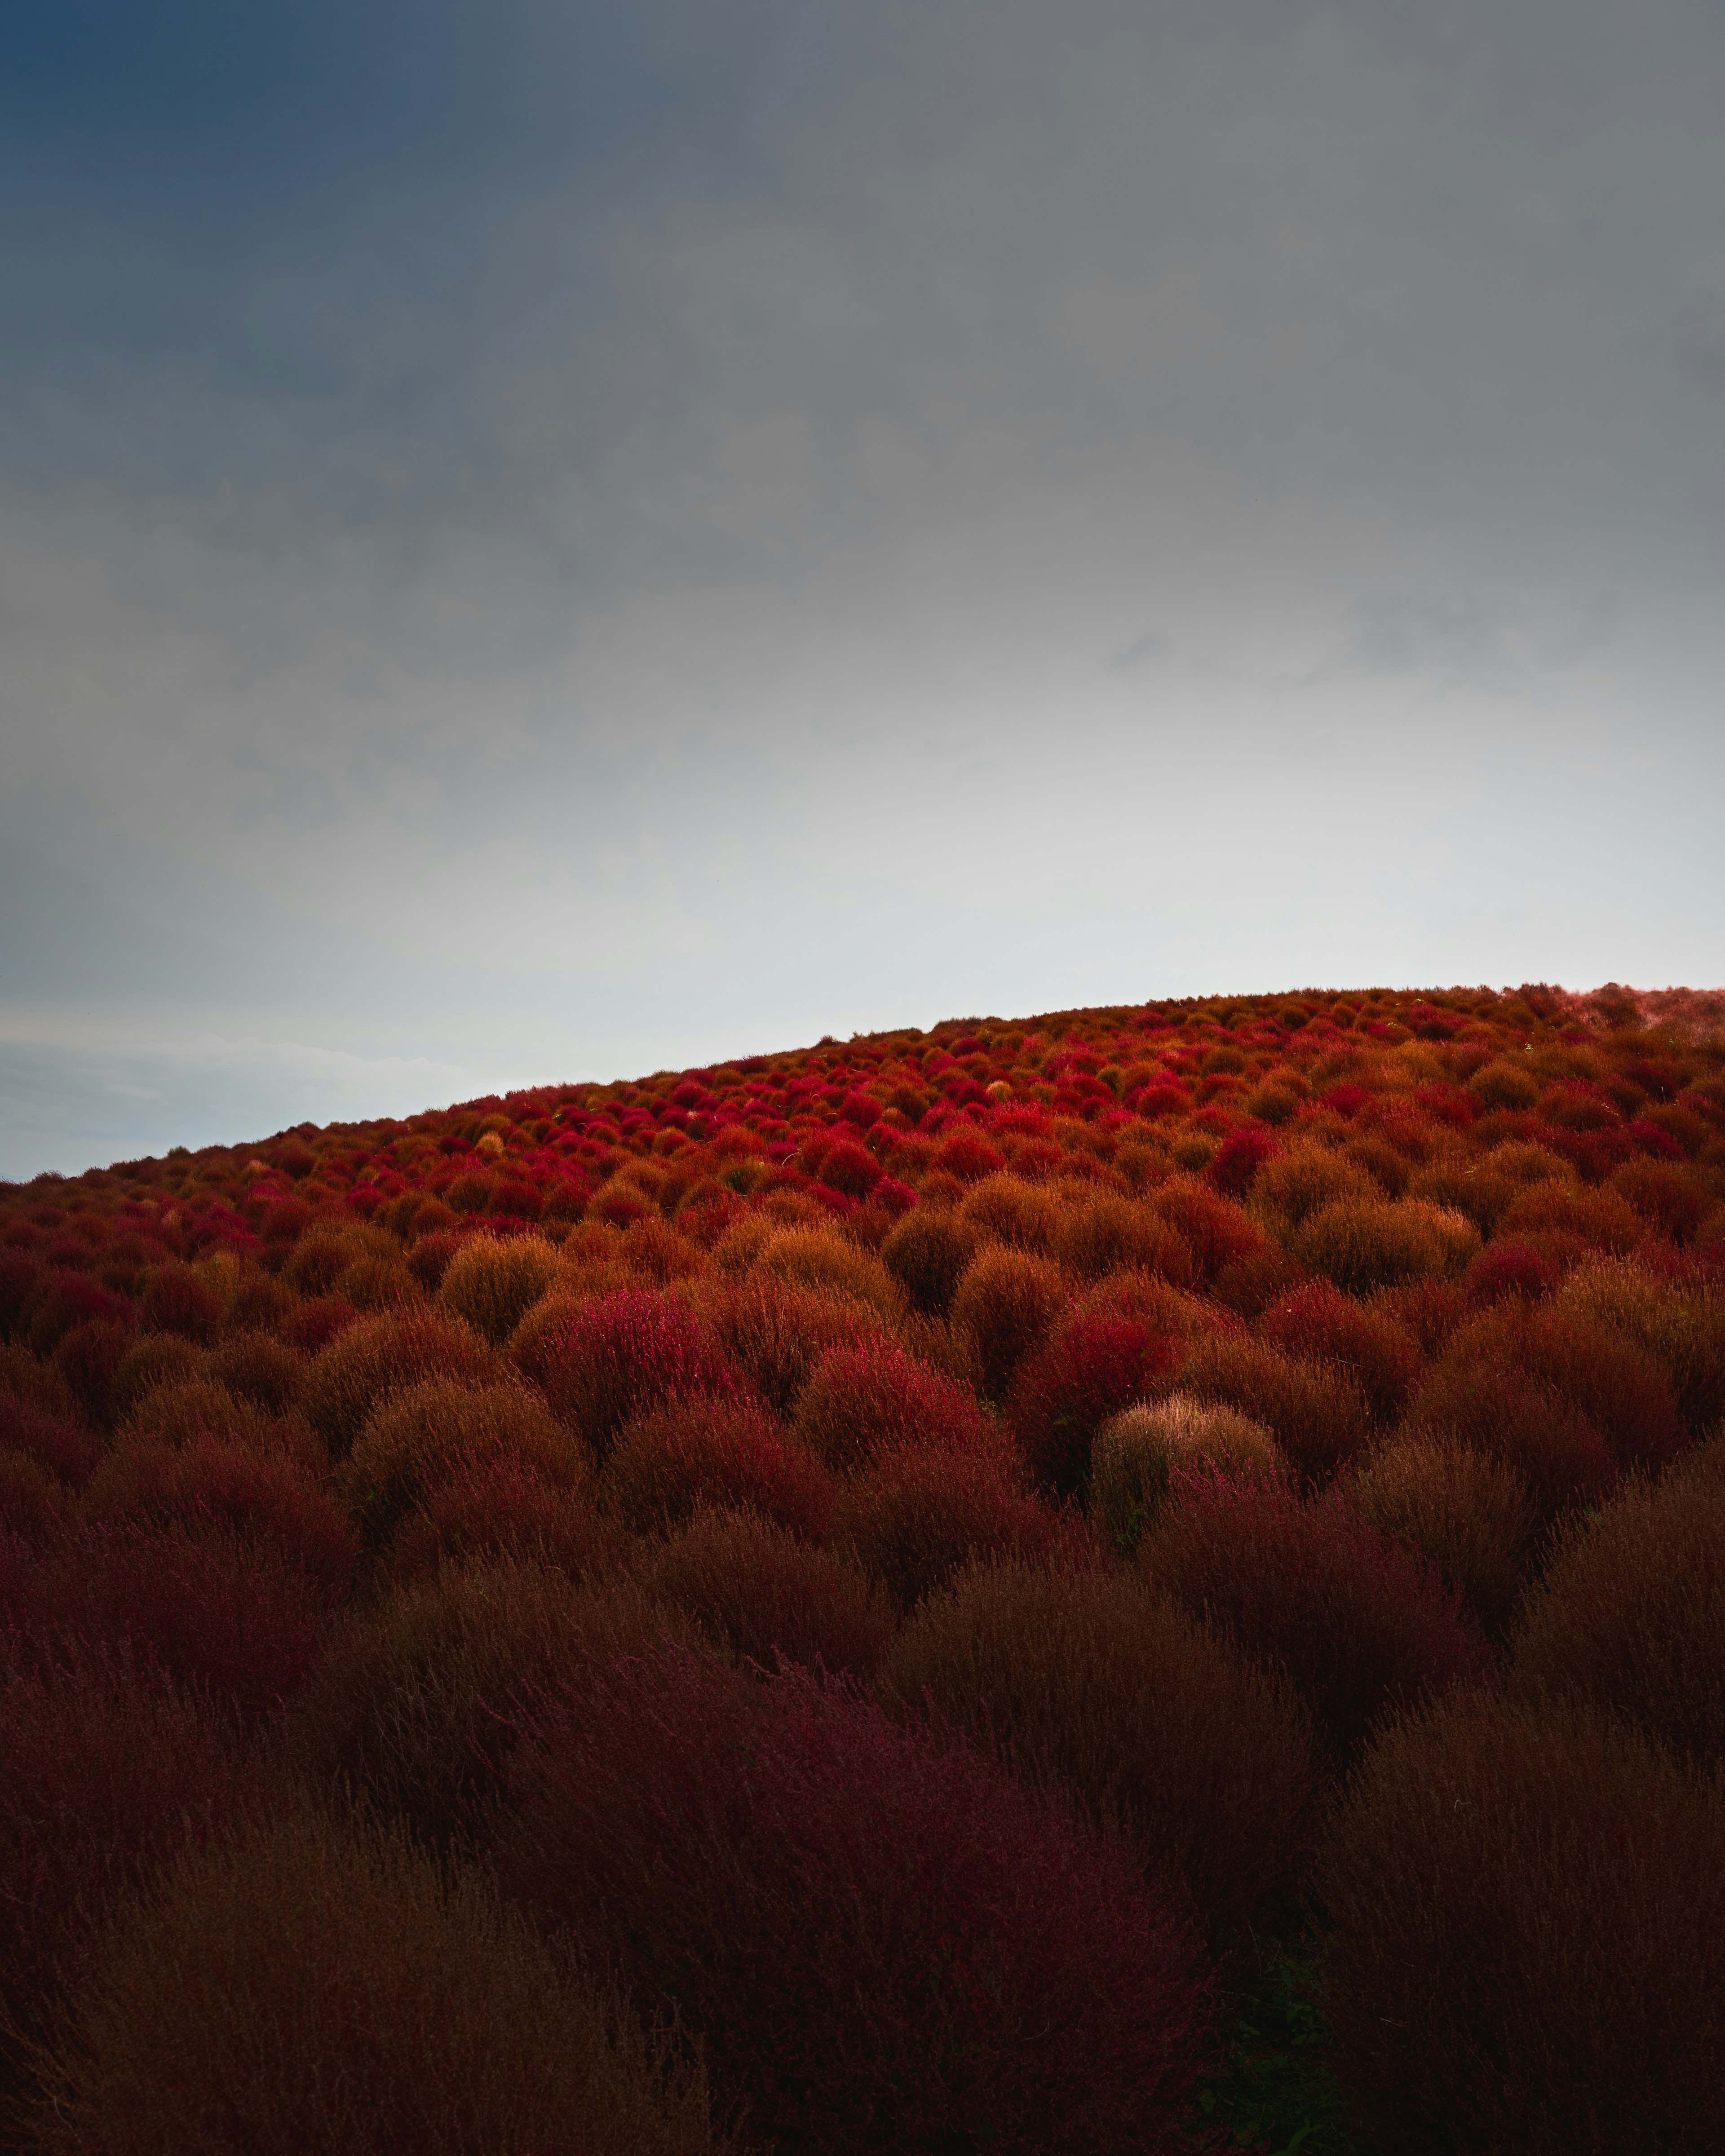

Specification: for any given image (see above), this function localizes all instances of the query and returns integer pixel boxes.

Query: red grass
[832,1443,1069,1615]
[1138,1471,1495,1766]
[501,1644,1215,2156]
[1008,1311,1180,1498]
[538,1289,744,1461]
[650,1508,897,1679]
[881,1560,1318,1949]
[1318,1691,1725,2155]
[22,1802,728,2156]
[602,1396,834,1541]
[792,1336,1000,1474]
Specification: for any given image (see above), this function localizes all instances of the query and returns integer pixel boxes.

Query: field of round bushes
[2,981,1723,2153]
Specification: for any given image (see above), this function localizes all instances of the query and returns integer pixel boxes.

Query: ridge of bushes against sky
[3,978,1725,2153]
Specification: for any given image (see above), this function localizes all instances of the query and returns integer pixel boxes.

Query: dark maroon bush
[502,1645,1215,2155]
[1319,1692,1725,2155]
[1460,1234,1572,1306]
[540,1290,744,1461]
[282,1294,358,1356]
[832,1444,1069,1615]
[1150,1180,1268,1283]
[1139,1472,1494,1766]
[651,1508,897,1679]
[0,1252,41,1341]
[139,1260,223,1344]
[1346,1436,1541,1641]
[792,1336,1000,1474]
[1008,1312,1179,1499]
[26,1272,131,1359]
[1409,1353,1617,1519]
[1256,1279,1423,1424]
[1610,1156,1716,1243]
[1162,1332,1371,1487]
[602,1396,834,1542]
[0,1391,101,1486]
[51,1315,134,1427]
[0,1450,64,1542]
[1509,1474,1725,1772]
[882,1560,1318,1949]
[383,1453,629,1588]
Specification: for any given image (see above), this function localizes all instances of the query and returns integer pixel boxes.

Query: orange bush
[1049,1192,1194,1288]
[950,1245,1068,1400]
[1256,1278,1424,1423]
[957,1171,1063,1254]
[1318,1692,1725,2155]
[302,1310,495,1461]
[879,1206,983,1314]
[204,1328,307,1416]
[1292,1197,1478,1296]
[1346,1435,1540,1639]
[1162,1332,1371,1486]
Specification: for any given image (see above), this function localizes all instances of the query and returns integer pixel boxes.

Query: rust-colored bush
[0,1392,101,1488]
[0,1449,64,1541]
[956,1171,1063,1255]
[832,1444,1066,1615]
[687,1272,881,1421]
[302,1309,494,1462]
[1554,1257,1725,1434]
[24,1802,727,2156]
[791,1336,999,1474]
[1499,1177,1645,1254]
[1407,1355,1616,1518]
[1049,1192,1194,1288]
[879,1206,982,1314]
[1139,1473,1494,1767]
[1256,1279,1423,1423]
[950,1245,1068,1400]
[1466,1058,1540,1112]
[881,1560,1317,1948]
[120,1378,324,1473]
[382,1454,628,1590]
[1610,1157,1717,1244]
[138,1260,223,1344]
[1089,1396,1281,1556]
[1443,1301,1686,1476]
[205,1326,307,1416]
[1346,1435,1540,1640]
[754,1227,908,1325]
[538,1289,743,1460]
[339,1377,588,1547]
[435,1232,562,1346]
[1162,1333,1370,1486]
[1509,1473,1725,1772]
[110,1331,204,1425]
[1251,1145,1379,1237]
[603,1396,834,1542]
[1008,1311,1180,1499]
[1150,1179,1267,1282]
[651,1507,896,1679]
[1318,1692,1725,2155]
[1292,1197,1478,1295]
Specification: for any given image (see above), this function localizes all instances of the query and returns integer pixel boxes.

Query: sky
[3,0,1723,1176]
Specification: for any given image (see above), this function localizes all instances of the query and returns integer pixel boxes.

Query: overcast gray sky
[3,0,1723,1174]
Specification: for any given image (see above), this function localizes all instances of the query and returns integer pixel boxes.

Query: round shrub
[1049,1193,1194,1288]
[1346,1435,1540,1640]
[1553,1256,1725,1435]
[1408,1353,1616,1519]
[26,1272,131,1359]
[602,1396,834,1542]
[1203,1121,1280,1199]
[882,1560,1317,1948]
[831,1444,1065,1616]
[651,1508,896,1679]
[950,1245,1068,1401]
[538,1289,743,1461]
[382,1454,629,1589]
[302,1309,495,1462]
[111,1331,204,1425]
[1610,1157,1716,1244]
[52,1315,134,1428]
[1139,1473,1495,1767]
[0,1449,64,1541]
[1509,1473,1725,1772]
[688,1272,881,1421]
[340,1377,591,1549]
[791,1336,999,1474]
[285,1560,690,1851]
[501,1645,1215,2156]
[438,1233,562,1345]
[121,1377,323,1472]
[1162,1333,1371,1486]
[1466,1058,1540,1111]
[956,1171,1063,1255]
[1250,1146,1380,1237]
[1499,1177,1645,1255]
[138,1260,223,1345]
[1090,1396,1281,1556]
[205,1326,308,1416]
[1292,1197,1479,1295]
[1008,1311,1180,1499]
[1318,1692,1725,2156]
[1444,1301,1686,1476]
[1150,1180,1267,1283]
[754,1228,909,1325]
[0,1391,100,1488]
[1256,1278,1424,1423]
[24,1802,727,2156]
[879,1206,982,1315]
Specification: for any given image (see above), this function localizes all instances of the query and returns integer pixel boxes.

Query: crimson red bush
[1008,1312,1179,1498]
[602,1396,834,1541]
[383,1454,630,1588]
[139,1260,223,1344]
[1138,1472,1494,1766]
[1256,1280,1423,1424]
[539,1289,744,1459]
[502,1645,1215,2156]
[791,1336,999,1474]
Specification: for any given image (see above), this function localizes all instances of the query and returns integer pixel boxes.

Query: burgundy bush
[1203,1121,1280,1199]
[383,1454,629,1589]
[792,1336,1000,1474]
[26,1272,131,1359]
[139,1260,224,1344]
[1256,1279,1424,1424]
[0,1391,101,1487]
[831,1444,1071,1615]
[651,1508,897,1679]
[1407,1354,1617,1519]
[502,1645,1215,2155]
[1139,1471,1495,1766]
[540,1290,744,1460]
[1008,1312,1179,1498]
[603,1396,834,1542]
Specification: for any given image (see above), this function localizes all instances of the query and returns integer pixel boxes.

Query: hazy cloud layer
[4,1,1723,1172]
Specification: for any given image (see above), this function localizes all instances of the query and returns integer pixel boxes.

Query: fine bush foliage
[24,1801,729,2156]
[602,1396,836,1542]
[1318,1692,1725,2156]
[831,1444,1064,1615]
[1509,1473,1725,1772]
[753,1228,909,1326]
[950,1245,1068,1400]
[1442,1301,1686,1476]
[0,1392,101,1488]
[957,1171,1064,1255]
[1406,1354,1618,1519]
[1499,1177,1645,1255]
[1139,1472,1495,1767]
[381,1454,628,1589]
[651,1508,897,1679]
[687,1272,881,1421]
[881,1560,1318,1948]
[538,1290,744,1461]
[204,1327,307,1416]
[436,1233,563,1345]
[1553,1256,1725,1434]
[110,1331,204,1425]
[1089,1396,1281,1556]
[0,1450,64,1542]
[1007,1311,1180,1499]
[1346,1435,1540,1640]
[879,1206,982,1314]
[1161,1333,1371,1487]
[1256,1279,1424,1423]
[138,1260,224,1344]
[302,1310,495,1462]
[1049,1193,1194,1288]
[501,1644,1215,2156]
[1292,1197,1479,1296]
[791,1336,999,1475]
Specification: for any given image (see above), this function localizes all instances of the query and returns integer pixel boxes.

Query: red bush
[383,1453,628,1588]
[602,1396,834,1541]
[832,1443,1071,1615]
[502,1646,1215,2156]
[792,1336,1000,1474]
[0,1391,101,1487]
[1256,1279,1424,1423]
[1008,1312,1179,1499]
[25,1272,131,1358]
[52,1316,134,1427]
[1203,1121,1280,1199]
[1407,1354,1618,1518]
[1319,1692,1725,2155]
[1509,1474,1725,1772]
[0,1450,64,1542]
[1150,1180,1267,1282]
[1139,1472,1494,1766]
[539,1289,744,1460]
[651,1508,897,1679]
[139,1260,223,1344]
[881,1561,1318,1950]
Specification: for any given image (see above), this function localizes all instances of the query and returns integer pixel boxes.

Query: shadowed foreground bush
[1319,1692,1725,2156]
[1139,1472,1494,1767]
[1089,1396,1281,1556]
[24,1803,729,2156]
[650,1509,897,1679]
[603,1398,835,1542]
[502,1644,1215,2156]
[381,1454,628,1588]
[880,1560,1317,1949]
[1509,1472,1725,1771]
[831,1443,1066,1614]
[1346,1435,1540,1640]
